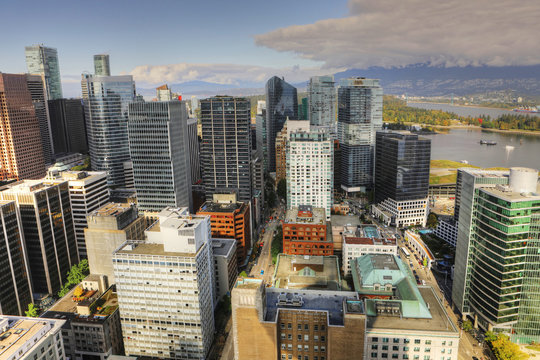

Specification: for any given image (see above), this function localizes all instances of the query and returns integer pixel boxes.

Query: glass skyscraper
[200,96,252,203]
[265,76,298,172]
[82,74,136,187]
[308,75,335,126]
[94,54,111,76]
[452,168,540,343]
[25,45,63,100]
[128,101,193,212]
[338,78,382,193]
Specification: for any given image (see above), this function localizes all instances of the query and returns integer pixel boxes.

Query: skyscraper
[452,168,540,343]
[0,180,78,295]
[47,98,88,154]
[113,207,215,359]
[187,117,201,184]
[286,127,333,219]
[93,54,111,76]
[128,101,193,211]
[338,78,382,193]
[156,84,173,101]
[0,73,46,180]
[0,200,32,316]
[200,96,252,203]
[265,76,298,172]
[25,45,63,100]
[26,74,54,164]
[255,100,267,171]
[373,131,431,227]
[308,75,335,126]
[82,74,136,187]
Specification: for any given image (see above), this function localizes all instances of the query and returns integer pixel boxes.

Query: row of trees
[57,260,90,297]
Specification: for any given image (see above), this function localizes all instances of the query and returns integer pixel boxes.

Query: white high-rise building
[308,75,335,126]
[286,127,333,220]
[113,207,215,359]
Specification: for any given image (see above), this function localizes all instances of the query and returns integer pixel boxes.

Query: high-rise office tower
[128,101,193,211]
[156,84,173,101]
[338,78,382,193]
[0,73,46,180]
[452,168,540,343]
[373,131,431,227]
[255,100,267,171]
[200,96,252,203]
[25,45,63,100]
[286,127,333,220]
[187,118,201,184]
[265,76,297,172]
[48,98,87,154]
[93,54,111,76]
[82,74,136,187]
[308,75,335,126]
[46,170,109,258]
[113,207,215,359]
[26,74,53,165]
[0,180,78,295]
[0,201,32,316]
[275,119,310,184]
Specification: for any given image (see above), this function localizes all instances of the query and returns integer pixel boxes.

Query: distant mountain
[334,64,540,96]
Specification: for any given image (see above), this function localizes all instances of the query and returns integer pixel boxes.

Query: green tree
[426,213,439,228]
[271,226,283,264]
[239,271,248,278]
[490,333,529,360]
[277,179,287,201]
[423,257,428,267]
[462,320,473,332]
[57,260,90,298]
[25,303,38,317]
[485,331,498,342]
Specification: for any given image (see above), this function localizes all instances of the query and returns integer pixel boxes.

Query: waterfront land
[430,159,508,185]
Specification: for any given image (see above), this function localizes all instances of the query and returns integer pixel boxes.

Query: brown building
[275,119,310,185]
[283,205,332,256]
[0,73,46,180]
[232,278,366,360]
[197,193,251,265]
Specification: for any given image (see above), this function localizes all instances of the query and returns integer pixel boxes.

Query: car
[416,280,422,285]
[413,270,417,274]
[260,270,264,275]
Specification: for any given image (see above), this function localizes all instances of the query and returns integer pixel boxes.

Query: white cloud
[254,0,540,69]
[128,63,344,87]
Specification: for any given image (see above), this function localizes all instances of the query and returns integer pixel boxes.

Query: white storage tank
[509,167,538,193]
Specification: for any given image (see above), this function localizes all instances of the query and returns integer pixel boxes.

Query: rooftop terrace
[273,255,341,291]
[285,206,326,225]
[198,201,245,213]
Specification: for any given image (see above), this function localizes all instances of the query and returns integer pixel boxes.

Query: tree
[239,271,248,278]
[25,303,38,317]
[462,320,473,332]
[277,179,287,201]
[485,331,498,342]
[490,333,529,360]
[57,260,90,298]
[426,213,439,228]
[423,257,428,268]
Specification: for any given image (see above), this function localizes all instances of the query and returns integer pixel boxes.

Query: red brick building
[283,205,332,255]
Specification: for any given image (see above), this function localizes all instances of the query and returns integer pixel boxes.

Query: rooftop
[115,241,197,257]
[264,288,360,326]
[212,238,236,257]
[197,201,245,214]
[273,255,341,291]
[330,215,362,228]
[285,206,326,225]
[481,182,540,202]
[367,287,458,334]
[344,237,397,246]
[90,202,133,218]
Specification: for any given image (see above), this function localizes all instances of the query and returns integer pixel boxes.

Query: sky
[2,0,539,96]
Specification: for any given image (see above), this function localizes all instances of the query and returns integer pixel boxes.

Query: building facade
[197,193,251,265]
[187,118,201,184]
[282,206,331,256]
[94,54,111,76]
[265,77,298,172]
[47,98,88,155]
[342,232,397,276]
[373,131,431,227]
[200,96,252,203]
[308,75,335,126]
[286,129,333,220]
[275,120,310,185]
[26,74,53,165]
[128,101,193,211]
[113,207,215,359]
[0,180,78,295]
[81,74,136,187]
[337,78,382,193]
[0,73,46,180]
[211,238,238,301]
[0,201,33,316]
[25,45,63,100]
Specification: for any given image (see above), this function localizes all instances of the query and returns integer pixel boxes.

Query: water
[424,128,540,169]
[408,102,540,119]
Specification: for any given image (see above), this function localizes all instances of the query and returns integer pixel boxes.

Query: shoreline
[430,124,540,137]
[407,101,515,112]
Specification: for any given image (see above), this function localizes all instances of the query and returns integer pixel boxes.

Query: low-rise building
[273,254,341,291]
[404,230,435,269]
[342,226,397,275]
[330,215,362,253]
[41,275,124,360]
[434,216,458,247]
[211,238,238,301]
[0,315,65,360]
[283,206,331,256]
[231,278,365,360]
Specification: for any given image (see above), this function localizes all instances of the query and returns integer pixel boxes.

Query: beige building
[84,203,151,283]
[273,254,341,291]
[232,278,365,360]
[211,238,238,302]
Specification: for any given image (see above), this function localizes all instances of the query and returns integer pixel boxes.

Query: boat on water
[512,106,540,114]
[480,140,497,145]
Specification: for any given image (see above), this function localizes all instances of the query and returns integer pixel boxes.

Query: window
[414,356,419,360]
[447,350,452,354]
[414,339,421,344]
[404,346,409,351]
[314,346,319,352]
[314,325,319,331]
[305,324,309,330]
[281,323,285,329]
[298,324,302,331]
[297,356,301,360]
[448,342,452,346]
[298,345,302,351]
[404,339,410,344]
[425,340,431,345]
[403,355,409,360]
[392,355,399,359]
[371,345,378,350]
[288,323,292,330]
[441,341,446,346]
[321,346,326,353]
[441,349,445,354]
[281,344,286,350]
[382,345,389,351]
[288,344,292,350]
[382,354,388,359]
[321,336,325,342]
[383,338,390,343]
[304,345,309,351]
[372,337,379,342]
[425,348,431,353]
[298,335,302,341]
[393,346,399,351]
[282,355,286,360]
[314,335,319,341]
[414,347,420,352]
[288,334,293,340]
[371,353,378,358]
[394,338,400,343]
[321,325,325,331]
[281,333,286,340]
[304,335,309,341]
[423,356,430,360]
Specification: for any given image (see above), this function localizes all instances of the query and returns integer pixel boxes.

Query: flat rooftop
[0,317,62,360]
[212,238,235,257]
[367,287,458,334]
[198,201,245,213]
[285,206,326,225]
[264,288,359,326]
[330,215,362,227]
[273,255,341,291]
[344,237,396,246]
[115,241,196,257]
[481,182,540,202]
[91,202,133,218]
